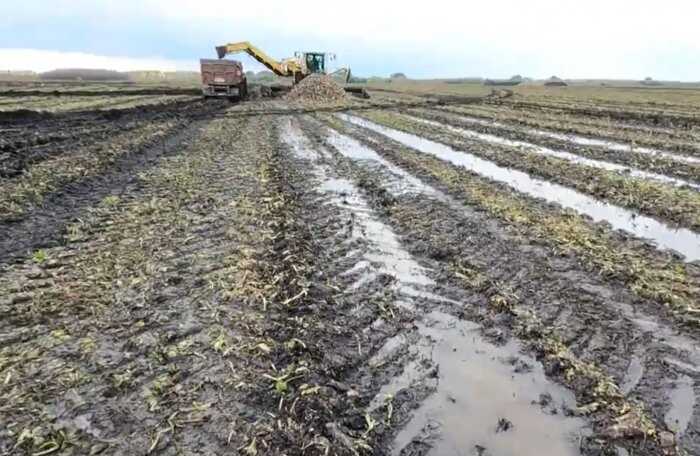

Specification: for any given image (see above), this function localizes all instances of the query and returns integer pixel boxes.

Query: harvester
[215,41,351,84]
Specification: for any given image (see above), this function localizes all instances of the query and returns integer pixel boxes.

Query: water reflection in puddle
[665,375,696,436]
[438,111,700,165]
[339,114,700,263]
[325,132,449,201]
[285,127,588,456]
[408,114,700,190]
[391,311,586,456]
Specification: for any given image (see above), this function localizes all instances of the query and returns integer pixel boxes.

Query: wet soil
[304,114,700,454]
[286,119,590,455]
[497,98,700,129]
[341,113,700,262]
[2,93,699,456]
[0,88,201,97]
[416,107,700,183]
[0,100,228,262]
[438,103,700,159]
[0,113,392,455]
[357,109,700,234]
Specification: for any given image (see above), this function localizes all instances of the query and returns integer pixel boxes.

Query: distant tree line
[40,69,129,81]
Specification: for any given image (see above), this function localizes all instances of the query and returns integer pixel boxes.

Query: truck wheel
[239,82,248,100]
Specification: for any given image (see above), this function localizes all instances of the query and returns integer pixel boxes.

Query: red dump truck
[200,59,247,99]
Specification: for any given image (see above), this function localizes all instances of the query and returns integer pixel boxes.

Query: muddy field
[1,85,699,456]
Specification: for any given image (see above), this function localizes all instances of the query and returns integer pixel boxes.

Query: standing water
[439,111,700,165]
[406,114,700,190]
[283,121,589,456]
[339,114,700,263]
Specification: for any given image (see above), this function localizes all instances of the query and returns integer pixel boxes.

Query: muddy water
[324,176,439,295]
[325,132,449,201]
[441,112,700,165]
[285,123,588,456]
[620,353,645,396]
[322,180,587,456]
[665,375,696,435]
[408,114,700,190]
[610,300,699,436]
[340,114,700,263]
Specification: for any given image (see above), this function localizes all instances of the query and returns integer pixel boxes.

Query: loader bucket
[216,46,227,59]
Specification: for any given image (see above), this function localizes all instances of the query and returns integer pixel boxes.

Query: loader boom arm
[216,41,300,77]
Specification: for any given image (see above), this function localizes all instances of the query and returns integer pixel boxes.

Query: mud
[498,98,700,129]
[408,113,700,189]
[340,114,700,262]
[0,88,201,97]
[0,100,227,261]
[286,120,589,455]
[0,97,209,124]
[2,91,699,456]
[356,111,700,232]
[432,106,700,165]
[308,114,700,454]
[443,103,685,136]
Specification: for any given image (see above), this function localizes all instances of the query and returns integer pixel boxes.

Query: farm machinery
[215,41,351,84]
[213,41,367,98]
[200,41,367,100]
[199,59,247,99]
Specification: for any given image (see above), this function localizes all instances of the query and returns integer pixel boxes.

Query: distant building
[484,78,522,87]
[640,77,663,86]
[544,76,567,87]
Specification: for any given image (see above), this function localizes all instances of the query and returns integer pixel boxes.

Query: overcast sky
[1,0,699,80]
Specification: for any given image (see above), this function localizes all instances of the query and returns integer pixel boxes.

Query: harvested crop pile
[287,74,347,103]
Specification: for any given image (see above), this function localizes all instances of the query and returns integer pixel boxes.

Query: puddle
[408,115,700,190]
[349,270,379,291]
[627,311,700,367]
[369,358,428,410]
[664,375,696,435]
[283,117,330,161]
[325,131,449,201]
[399,285,461,305]
[391,310,586,456]
[441,112,700,165]
[620,353,645,396]
[321,177,434,292]
[319,177,356,194]
[454,106,681,136]
[284,121,588,454]
[283,120,435,297]
[341,260,372,276]
[666,357,700,375]
[368,333,410,368]
[340,114,700,263]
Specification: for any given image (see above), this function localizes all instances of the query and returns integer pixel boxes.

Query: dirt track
[1,93,699,455]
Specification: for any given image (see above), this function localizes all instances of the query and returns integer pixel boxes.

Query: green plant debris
[361,110,700,231]
[322,115,700,321]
